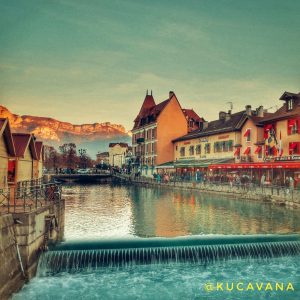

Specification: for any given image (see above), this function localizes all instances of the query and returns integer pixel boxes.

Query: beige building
[109,143,129,168]
[0,119,15,189]
[12,133,38,184]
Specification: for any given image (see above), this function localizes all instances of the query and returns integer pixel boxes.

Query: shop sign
[199,138,208,142]
[184,141,191,145]
[275,155,300,162]
[218,134,230,140]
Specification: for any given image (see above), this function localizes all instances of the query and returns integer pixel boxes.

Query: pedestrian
[260,174,265,192]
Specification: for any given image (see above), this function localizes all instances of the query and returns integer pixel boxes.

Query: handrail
[0,183,62,214]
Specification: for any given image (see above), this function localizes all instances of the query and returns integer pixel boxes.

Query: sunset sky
[1,0,299,130]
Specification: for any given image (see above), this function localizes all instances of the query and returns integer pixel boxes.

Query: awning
[155,161,174,169]
[288,119,296,127]
[243,129,250,137]
[234,148,240,156]
[174,158,234,168]
[243,147,251,155]
[254,146,262,154]
[209,162,300,169]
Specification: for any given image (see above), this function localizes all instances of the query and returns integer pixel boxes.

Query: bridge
[48,173,112,183]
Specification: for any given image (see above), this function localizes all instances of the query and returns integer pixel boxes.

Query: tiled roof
[12,133,38,159]
[109,142,129,148]
[0,118,15,156]
[133,98,170,129]
[173,110,247,142]
[182,109,203,122]
[258,103,300,123]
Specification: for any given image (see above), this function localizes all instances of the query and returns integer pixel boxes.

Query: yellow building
[12,133,38,184]
[172,109,248,173]
[108,143,129,168]
[0,118,15,189]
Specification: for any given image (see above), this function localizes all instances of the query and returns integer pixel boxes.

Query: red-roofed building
[12,133,38,183]
[182,109,204,132]
[132,91,190,175]
[0,118,16,188]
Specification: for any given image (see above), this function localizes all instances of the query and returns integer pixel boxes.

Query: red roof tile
[12,133,38,159]
[0,118,16,156]
[182,109,203,122]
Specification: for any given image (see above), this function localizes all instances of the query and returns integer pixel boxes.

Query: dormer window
[287,99,293,111]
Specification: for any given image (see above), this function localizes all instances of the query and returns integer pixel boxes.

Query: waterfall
[38,234,300,275]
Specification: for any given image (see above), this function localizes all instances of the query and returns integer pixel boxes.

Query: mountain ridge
[0,105,131,158]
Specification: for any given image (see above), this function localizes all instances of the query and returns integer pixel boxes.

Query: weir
[38,234,300,274]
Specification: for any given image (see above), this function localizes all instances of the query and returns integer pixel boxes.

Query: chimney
[219,111,226,121]
[225,111,231,121]
[257,105,264,117]
[169,91,174,99]
[245,105,252,116]
[203,121,208,129]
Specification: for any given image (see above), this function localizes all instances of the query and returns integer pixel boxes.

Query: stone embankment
[0,199,65,299]
[113,174,300,208]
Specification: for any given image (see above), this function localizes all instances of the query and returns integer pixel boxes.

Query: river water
[63,183,300,239]
[13,183,300,300]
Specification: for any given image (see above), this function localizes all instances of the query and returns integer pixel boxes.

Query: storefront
[209,156,300,187]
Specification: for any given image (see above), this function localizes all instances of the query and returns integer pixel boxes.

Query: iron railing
[0,183,62,214]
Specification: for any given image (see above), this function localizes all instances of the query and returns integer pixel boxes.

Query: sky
[0,0,299,130]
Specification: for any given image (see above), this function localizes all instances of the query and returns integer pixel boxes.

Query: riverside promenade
[113,173,300,208]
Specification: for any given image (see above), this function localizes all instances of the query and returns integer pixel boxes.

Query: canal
[13,183,300,300]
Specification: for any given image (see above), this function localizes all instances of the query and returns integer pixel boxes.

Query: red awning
[264,124,273,131]
[234,148,240,156]
[209,162,300,169]
[243,147,251,155]
[288,119,296,127]
[254,146,262,154]
[243,129,250,137]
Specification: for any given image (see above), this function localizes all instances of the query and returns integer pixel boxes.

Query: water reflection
[62,184,300,239]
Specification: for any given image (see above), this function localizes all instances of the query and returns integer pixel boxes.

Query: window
[205,143,210,154]
[244,128,251,142]
[189,145,194,156]
[196,144,201,155]
[287,99,293,111]
[152,128,156,139]
[288,119,299,135]
[180,147,185,157]
[289,142,300,155]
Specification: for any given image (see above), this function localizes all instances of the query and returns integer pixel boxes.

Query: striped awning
[174,158,234,168]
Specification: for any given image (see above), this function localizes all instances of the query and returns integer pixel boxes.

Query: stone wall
[0,199,65,299]
[0,214,25,300]
[114,174,300,208]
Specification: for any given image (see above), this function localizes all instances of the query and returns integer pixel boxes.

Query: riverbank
[113,174,300,208]
[0,188,65,300]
